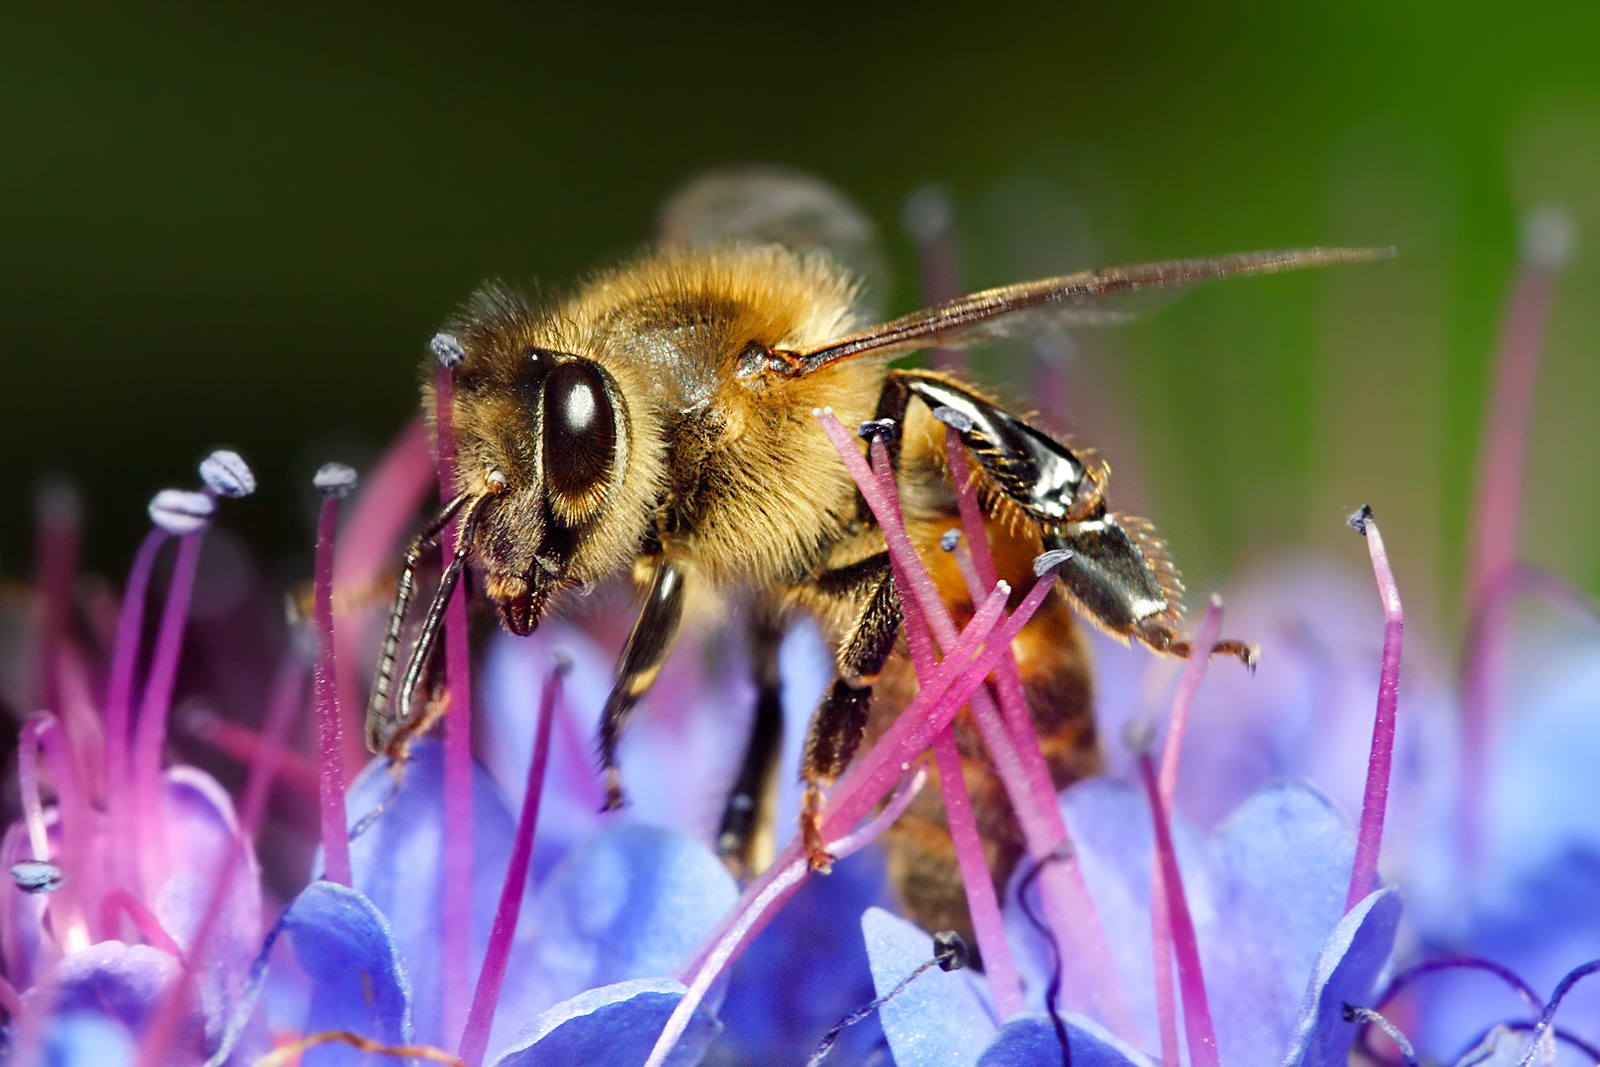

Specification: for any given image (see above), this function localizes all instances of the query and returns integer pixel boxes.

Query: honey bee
[366,168,1384,936]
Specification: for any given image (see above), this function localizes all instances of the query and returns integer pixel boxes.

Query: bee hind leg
[798,552,901,872]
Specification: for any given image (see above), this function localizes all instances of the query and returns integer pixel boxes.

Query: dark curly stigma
[857,418,899,443]
[933,930,969,972]
[1348,504,1374,535]
[805,930,972,1067]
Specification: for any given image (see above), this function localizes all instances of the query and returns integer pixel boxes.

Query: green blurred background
[3,2,1598,633]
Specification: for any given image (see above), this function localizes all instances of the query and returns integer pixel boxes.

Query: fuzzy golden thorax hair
[426,243,886,634]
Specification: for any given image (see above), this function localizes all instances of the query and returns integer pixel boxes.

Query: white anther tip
[931,406,975,433]
[199,450,256,498]
[314,463,359,499]
[1032,549,1071,576]
[430,332,466,369]
[148,489,215,535]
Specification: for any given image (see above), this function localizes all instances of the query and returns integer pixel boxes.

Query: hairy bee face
[442,323,644,637]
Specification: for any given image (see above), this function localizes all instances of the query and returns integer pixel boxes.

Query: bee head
[434,292,659,636]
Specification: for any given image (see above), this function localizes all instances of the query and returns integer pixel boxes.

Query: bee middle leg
[715,619,786,876]
[797,551,902,872]
[597,556,686,810]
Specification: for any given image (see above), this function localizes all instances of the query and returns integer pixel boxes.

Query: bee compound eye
[542,359,617,498]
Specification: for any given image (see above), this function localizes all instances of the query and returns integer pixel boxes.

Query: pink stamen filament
[1462,221,1567,870]
[679,576,1015,989]
[332,416,434,765]
[826,411,1134,1035]
[132,531,205,898]
[928,732,1025,1016]
[181,708,320,800]
[1347,512,1403,912]
[105,529,167,897]
[1137,748,1219,1067]
[99,888,182,958]
[1146,599,1221,1067]
[313,495,353,888]
[647,765,930,1067]
[871,441,1024,1017]
[436,364,476,1048]
[137,660,307,1065]
[459,666,562,1067]
[19,715,93,951]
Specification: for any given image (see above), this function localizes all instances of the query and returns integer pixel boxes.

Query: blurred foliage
[2,1,1598,631]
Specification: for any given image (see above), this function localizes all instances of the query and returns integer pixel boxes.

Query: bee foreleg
[597,557,686,811]
[716,620,785,876]
[366,492,472,754]
[799,555,901,872]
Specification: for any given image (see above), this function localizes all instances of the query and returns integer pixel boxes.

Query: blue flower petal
[489,978,719,1067]
[1206,781,1353,1067]
[977,1012,1153,1067]
[863,906,996,1067]
[40,1011,137,1067]
[342,739,520,1048]
[718,847,889,1066]
[1449,1025,1522,1067]
[36,941,195,1051]
[279,881,411,1066]
[1006,778,1208,1041]
[500,823,738,1031]
[1282,886,1402,1067]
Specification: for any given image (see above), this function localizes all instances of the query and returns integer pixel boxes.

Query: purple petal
[280,881,411,1065]
[504,823,738,1026]
[717,848,888,1065]
[155,767,263,1033]
[1282,887,1402,1067]
[862,906,996,1067]
[977,1012,1153,1067]
[40,1011,137,1067]
[1204,781,1353,1067]
[342,739,520,1048]
[30,941,203,1057]
[489,978,719,1067]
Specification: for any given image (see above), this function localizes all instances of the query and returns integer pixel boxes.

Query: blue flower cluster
[6,211,1600,1067]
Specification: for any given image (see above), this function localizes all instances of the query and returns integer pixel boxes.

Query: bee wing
[657,166,891,318]
[787,247,1393,372]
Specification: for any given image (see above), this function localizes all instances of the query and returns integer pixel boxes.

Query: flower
[7,193,1599,1067]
